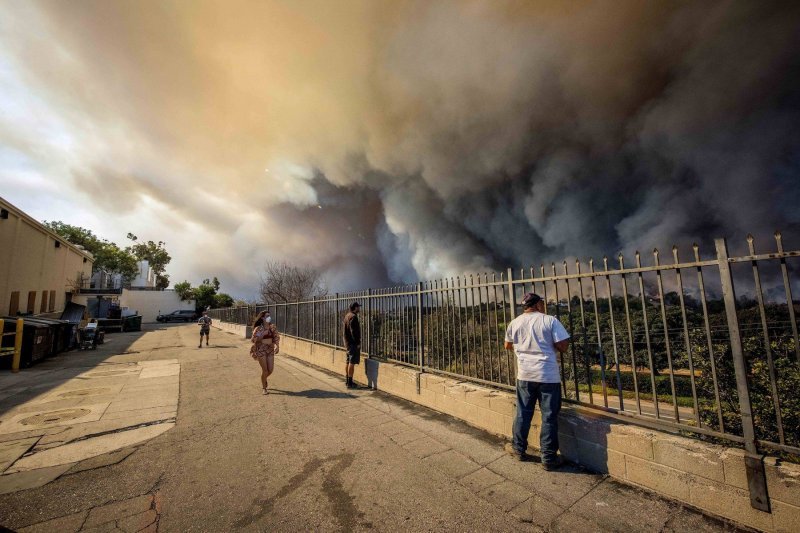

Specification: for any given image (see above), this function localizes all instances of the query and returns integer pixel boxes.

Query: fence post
[13,318,23,373]
[715,238,770,512]
[334,293,340,364]
[417,282,424,371]
[311,296,316,343]
[506,268,517,318]
[295,300,300,337]
[366,288,371,356]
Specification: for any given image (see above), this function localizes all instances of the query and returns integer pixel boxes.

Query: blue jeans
[512,381,561,464]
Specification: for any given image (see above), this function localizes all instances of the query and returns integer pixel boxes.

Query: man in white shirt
[504,293,570,469]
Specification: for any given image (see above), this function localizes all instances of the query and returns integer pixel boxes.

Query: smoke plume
[1,1,798,297]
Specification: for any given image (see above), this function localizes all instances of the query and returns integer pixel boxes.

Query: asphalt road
[0,324,744,532]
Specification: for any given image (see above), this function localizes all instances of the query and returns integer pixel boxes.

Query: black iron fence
[209,235,799,466]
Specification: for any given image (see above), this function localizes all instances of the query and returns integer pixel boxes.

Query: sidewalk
[0,325,748,532]
[0,331,179,495]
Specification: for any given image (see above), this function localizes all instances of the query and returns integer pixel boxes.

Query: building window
[27,291,36,314]
[40,291,48,313]
[9,292,19,315]
[49,290,56,312]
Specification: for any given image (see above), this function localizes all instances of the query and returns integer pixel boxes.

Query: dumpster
[24,317,73,354]
[60,302,86,350]
[122,315,142,332]
[96,318,123,333]
[1,317,52,368]
[18,318,60,359]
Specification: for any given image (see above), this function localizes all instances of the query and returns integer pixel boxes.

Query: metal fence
[209,234,798,491]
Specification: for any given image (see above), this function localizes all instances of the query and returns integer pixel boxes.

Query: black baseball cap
[522,293,543,308]
[350,302,361,312]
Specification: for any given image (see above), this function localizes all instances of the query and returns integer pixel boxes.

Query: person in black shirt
[342,302,361,389]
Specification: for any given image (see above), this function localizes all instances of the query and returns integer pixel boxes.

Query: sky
[1,1,799,301]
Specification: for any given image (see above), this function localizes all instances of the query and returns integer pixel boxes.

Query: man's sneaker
[198,344,202,348]
[542,456,566,471]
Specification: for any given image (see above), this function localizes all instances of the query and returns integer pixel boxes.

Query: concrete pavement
[0,324,748,532]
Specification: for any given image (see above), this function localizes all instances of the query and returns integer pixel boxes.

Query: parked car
[156,310,198,323]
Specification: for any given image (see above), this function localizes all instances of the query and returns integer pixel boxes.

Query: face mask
[265,316,272,323]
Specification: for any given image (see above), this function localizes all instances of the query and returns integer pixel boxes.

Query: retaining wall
[213,319,252,339]
[215,322,800,532]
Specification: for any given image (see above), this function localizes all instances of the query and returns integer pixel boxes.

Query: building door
[8,291,19,315]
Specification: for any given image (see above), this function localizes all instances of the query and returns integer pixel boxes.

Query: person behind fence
[504,293,570,469]
[197,310,212,348]
[342,301,361,389]
[250,310,280,395]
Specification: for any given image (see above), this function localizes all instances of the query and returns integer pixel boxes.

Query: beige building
[0,196,94,317]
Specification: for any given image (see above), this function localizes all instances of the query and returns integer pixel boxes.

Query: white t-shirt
[505,311,570,383]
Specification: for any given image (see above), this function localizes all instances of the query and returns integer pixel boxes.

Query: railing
[0,318,24,372]
[76,273,123,294]
[209,234,799,510]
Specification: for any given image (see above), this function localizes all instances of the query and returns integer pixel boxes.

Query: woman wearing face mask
[250,310,280,394]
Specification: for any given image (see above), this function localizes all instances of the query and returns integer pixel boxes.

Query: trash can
[2,317,52,367]
[122,315,142,332]
[24,317,72,354]
[18,318,60,359]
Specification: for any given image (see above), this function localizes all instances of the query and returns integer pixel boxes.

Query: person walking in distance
[504,293,570,469]
[342,302,361,389]
[250,310,280,395]
[198,311,212,348]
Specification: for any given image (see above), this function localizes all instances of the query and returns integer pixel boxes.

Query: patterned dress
[250,323,280,360]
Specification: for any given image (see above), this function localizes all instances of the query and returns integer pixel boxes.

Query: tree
[126,233,172,289]
[193,281,217,310]
[215,293,234,308]
[259,261,327,303]
[182,277,231,310]
[45,221,138,281]
[174,281,194,301]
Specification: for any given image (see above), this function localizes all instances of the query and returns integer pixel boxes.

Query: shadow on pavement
[268,388,354,399]
[0,324,160,419]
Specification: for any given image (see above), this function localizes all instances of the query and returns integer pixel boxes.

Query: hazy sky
[1,1,799,300]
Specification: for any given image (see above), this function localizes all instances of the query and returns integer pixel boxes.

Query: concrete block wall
[213,320,252,339]
[214,322,800,532]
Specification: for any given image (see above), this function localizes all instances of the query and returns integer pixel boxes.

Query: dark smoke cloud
[1,1,798,298]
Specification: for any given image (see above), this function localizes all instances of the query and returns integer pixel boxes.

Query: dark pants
[512,381,561,464]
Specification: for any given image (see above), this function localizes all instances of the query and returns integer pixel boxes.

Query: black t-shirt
[343,312,361,348]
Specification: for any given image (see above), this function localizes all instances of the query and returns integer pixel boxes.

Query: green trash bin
[122,315,142,332]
